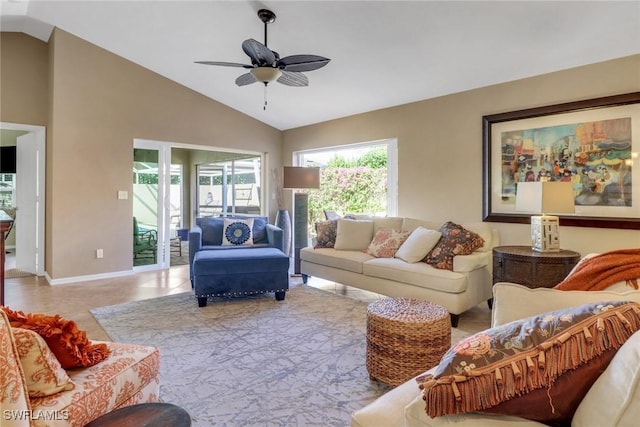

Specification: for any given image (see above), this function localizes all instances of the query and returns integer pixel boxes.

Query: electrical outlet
[96,249,104,259]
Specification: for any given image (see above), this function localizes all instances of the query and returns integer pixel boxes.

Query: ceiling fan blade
[277,55,330,72]
[235,72,258,86]
[194,61,253,68]
[277,71,308,87]
[242,39,276,66]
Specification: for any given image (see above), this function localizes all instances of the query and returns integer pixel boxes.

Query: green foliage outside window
[307,147,387,227]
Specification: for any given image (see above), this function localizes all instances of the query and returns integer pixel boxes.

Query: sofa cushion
[194,247,289,275]
[572,330,640,427]
[363,258,468,293]
[222,218,254,246]
[334,219,374,250]
[418,301,640,424]
[314,219,338,248]
[29,341,160,427]
[2,307,110,369]
[401,218,442,233]
[300,247,374,274]
[366,228,411,258]
[372,217,404,233]
[423,222,485,270]
[12,327,75,398]
[395,227,442,263]
[492,282,640,327]
[459,222,493,252]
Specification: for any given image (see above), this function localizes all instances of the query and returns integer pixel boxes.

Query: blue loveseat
[189,216,290,307]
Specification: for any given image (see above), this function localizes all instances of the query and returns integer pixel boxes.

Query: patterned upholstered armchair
[0,310,160,426]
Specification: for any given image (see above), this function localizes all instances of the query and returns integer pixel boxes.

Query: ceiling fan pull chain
[263,83,268,110]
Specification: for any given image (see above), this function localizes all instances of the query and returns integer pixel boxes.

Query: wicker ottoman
[366,297,451,386]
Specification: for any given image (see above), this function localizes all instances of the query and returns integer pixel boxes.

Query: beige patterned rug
[91,284,395,426]
[91,283,491,426]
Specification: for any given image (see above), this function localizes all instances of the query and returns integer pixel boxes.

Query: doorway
[133,140,265,271]
[0,122,45,277]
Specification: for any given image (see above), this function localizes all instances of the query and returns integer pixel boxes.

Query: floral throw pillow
[366,228,411,258]
[417,301,640,425]
[314,220,338,248]
[12,327,75,397]
[423,222,485,270]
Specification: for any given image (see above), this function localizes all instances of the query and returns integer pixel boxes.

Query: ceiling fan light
[250,67,282,83]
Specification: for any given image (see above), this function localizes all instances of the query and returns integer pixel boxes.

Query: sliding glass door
[196,156,262,218]
[133,141,171,270]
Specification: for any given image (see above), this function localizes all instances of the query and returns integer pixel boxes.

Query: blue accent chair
[189,216,290,307]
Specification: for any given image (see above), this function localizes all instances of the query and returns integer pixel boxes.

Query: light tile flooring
[3,253,492,342]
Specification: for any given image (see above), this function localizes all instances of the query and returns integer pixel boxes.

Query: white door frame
[133,139,171,271]
[1,122,46,276]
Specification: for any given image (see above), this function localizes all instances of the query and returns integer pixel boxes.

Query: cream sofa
[351,281,640,427]
[300,217,500,326]
[0,310,160,427]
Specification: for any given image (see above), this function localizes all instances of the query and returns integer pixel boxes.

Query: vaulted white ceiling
[2,1,639,130]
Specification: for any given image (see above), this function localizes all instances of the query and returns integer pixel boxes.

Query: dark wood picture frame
[482,92,640,230]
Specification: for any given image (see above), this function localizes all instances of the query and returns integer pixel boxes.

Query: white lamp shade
[283,166,320,189]
[515,182,575,214]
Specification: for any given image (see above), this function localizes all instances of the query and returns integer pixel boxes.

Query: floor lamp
[283,166,320,274]
[515,181,575,252]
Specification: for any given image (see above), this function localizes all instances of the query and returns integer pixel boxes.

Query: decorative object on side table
[493,245,581,289]
[515,181,575,252]
[283,166,320,274]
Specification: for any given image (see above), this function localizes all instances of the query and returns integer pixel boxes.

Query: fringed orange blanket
[553,248,640,291]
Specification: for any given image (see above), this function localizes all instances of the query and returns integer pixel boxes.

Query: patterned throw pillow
[366,228,411,258]
[314,220,338,248]
[12,327,75,397]
[423,222,485,270]
[222,218,254,246]
[417,301,640,425]
[2,306,110,369]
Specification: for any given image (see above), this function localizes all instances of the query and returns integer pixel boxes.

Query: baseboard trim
[46,269,134,286]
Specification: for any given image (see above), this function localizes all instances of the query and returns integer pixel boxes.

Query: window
[295,139,397,226]
[0,174,15,207]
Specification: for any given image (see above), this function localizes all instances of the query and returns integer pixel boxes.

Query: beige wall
[283,55,640,255]
[2,28,639,280]
[2,30,282,280]
[0,33,49,125]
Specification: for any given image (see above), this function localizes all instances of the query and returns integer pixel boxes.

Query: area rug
[90,284,394,426]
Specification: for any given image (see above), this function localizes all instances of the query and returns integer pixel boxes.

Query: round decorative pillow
[225,221,252,245]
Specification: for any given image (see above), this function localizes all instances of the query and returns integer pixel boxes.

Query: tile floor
[3,252,491,342]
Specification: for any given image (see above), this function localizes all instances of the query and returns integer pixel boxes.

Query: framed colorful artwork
[483,92,640,229]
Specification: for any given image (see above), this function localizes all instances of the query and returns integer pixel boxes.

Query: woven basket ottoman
[366,297,451,386]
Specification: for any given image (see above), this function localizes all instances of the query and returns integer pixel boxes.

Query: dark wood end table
[493,245,581,289]
[85,402,191,427]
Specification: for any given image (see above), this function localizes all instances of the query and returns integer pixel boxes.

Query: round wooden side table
[85,402,191,427]
[492,245,581,289]
[366,297,451,386]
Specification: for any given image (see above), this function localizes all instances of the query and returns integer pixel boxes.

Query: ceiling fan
[195,9,330,107]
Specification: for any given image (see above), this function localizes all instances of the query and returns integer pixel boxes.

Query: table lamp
[515,181,575,252]
[283,166,320,274]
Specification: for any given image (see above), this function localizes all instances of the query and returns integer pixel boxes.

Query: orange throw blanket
[554,248,640,291]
